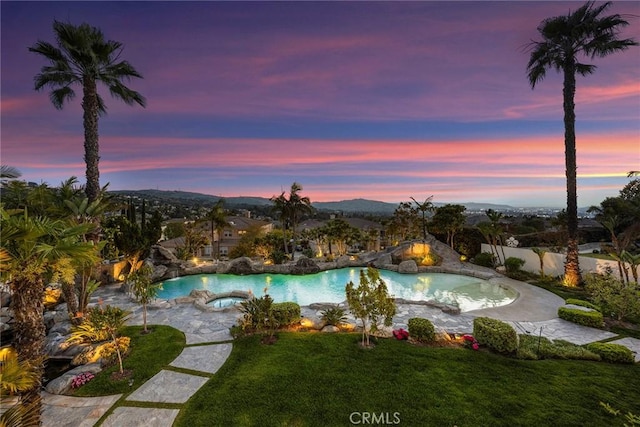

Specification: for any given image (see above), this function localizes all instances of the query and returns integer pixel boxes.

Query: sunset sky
[2,1,639,208]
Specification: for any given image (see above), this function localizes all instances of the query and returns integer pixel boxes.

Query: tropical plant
[270,191,291,256]
[0,350,42,427]
[287,182,313,250]
[345,267,396,347]
[30,20,146,203]
[321,306,348,328]
[0,207,98,422]
[526,1,638,286]
[202,200,228,259]
[74,304,131,374]
[410,196,435,240]
[532,247,548,278]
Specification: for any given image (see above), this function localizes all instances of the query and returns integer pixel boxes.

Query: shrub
[472,252,495,268]
[270,250,288,265]
[565,298,600,311]
[321,306,348,327]
[302,247,314,258]
[473,317,518,354]
[504,257,525,274]
[419,252,442,266]
[97,336,131,367]
[585,273,640,321]
[271,302,301,326]
[407,318,436,343]
[558,306,604,328]
[516,335,600,361]
[586,342,635,364]
[238,295,275,334]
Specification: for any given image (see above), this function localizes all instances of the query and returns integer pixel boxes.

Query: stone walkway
[41,278,640,426]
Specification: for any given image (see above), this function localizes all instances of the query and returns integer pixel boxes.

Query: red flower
[393,328,409,340]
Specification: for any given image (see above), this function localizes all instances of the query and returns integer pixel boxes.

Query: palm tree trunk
[562,63,581,286]
[83,77,100,203]
[10,275,46,423]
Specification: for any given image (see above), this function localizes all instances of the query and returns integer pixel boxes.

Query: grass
[72,325,185,396]
[528,276,591,301]
[175,333,640,427]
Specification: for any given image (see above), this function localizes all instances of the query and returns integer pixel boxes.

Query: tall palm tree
[0,207,99,423]
[287,182,313,252]
[526,1,637,286]
[205,199,229,260]
[270,191,290,256]
[30,20,146,203]
[410,195,434,240]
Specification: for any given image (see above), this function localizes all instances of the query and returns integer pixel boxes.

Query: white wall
[480,244,639,281]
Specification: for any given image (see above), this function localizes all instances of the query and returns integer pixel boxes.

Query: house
[159,216,272,259]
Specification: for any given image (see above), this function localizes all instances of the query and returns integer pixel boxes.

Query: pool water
[157,268,516,312]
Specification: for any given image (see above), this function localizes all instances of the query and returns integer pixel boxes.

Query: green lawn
[73,325,185,396]
[175,333,639,427]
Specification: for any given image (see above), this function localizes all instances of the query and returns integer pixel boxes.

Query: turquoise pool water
[157,268,516,312]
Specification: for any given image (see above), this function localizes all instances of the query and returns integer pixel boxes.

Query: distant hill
[109,189,519,214]
[313,198,398,214]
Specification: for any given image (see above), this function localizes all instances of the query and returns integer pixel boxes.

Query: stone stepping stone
[102,407,180,427]
[126,370,208,404]
[170,343,232,374]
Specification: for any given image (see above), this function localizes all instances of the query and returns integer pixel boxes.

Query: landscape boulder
[290,257,320,275]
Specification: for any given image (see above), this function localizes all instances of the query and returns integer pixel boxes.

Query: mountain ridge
[110,189,529,214]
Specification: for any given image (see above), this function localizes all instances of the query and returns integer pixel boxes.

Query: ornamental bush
[473,317,518,354]
[565,298,600,311]
[504,257,525,274]
[472,252,495,268]
[271,302,301,326]
[586,342,635,364]
[558,306,604,328]
[407,318,436,343]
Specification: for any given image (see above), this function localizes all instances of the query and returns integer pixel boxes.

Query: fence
[480,244,639,281]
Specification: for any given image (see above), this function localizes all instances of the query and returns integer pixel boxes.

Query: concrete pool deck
[41,275,639,426]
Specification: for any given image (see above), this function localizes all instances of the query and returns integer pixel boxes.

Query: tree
[270,191,291,256]
[531,247,548,278]
[345,267,396,348]
[128,264,160,333]
[287,182,313,250]
[0,207,98,422]
[270,183,313,257]
[526,1,637,286]
[410,196,434,240]
[30,21,146,203]
[204,200,228,259]
[431,204,466,249]
[386,202,420,244]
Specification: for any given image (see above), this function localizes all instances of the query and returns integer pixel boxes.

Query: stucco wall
[480,244,638,281]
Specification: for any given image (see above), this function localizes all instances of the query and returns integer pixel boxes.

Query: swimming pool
[157,268,517,312]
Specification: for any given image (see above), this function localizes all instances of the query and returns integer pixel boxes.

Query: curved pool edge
[465,276,564,322]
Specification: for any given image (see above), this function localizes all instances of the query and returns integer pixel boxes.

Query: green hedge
[565,299,600,311]
[473,317,518,354]
[558,306,604,328]
[586,342,635,364]
[271,302,301,326]
[408,318,436,343]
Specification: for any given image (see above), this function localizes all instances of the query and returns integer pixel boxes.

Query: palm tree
[0,207,99,423]
[270,191,291,256]
[410,196,434,240]
[30,20,146,203]
[204,200,228,260]
[287,182,312,252]
[526,1,637,286]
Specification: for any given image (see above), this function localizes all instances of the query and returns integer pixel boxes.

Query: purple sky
[2,1,639,207]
